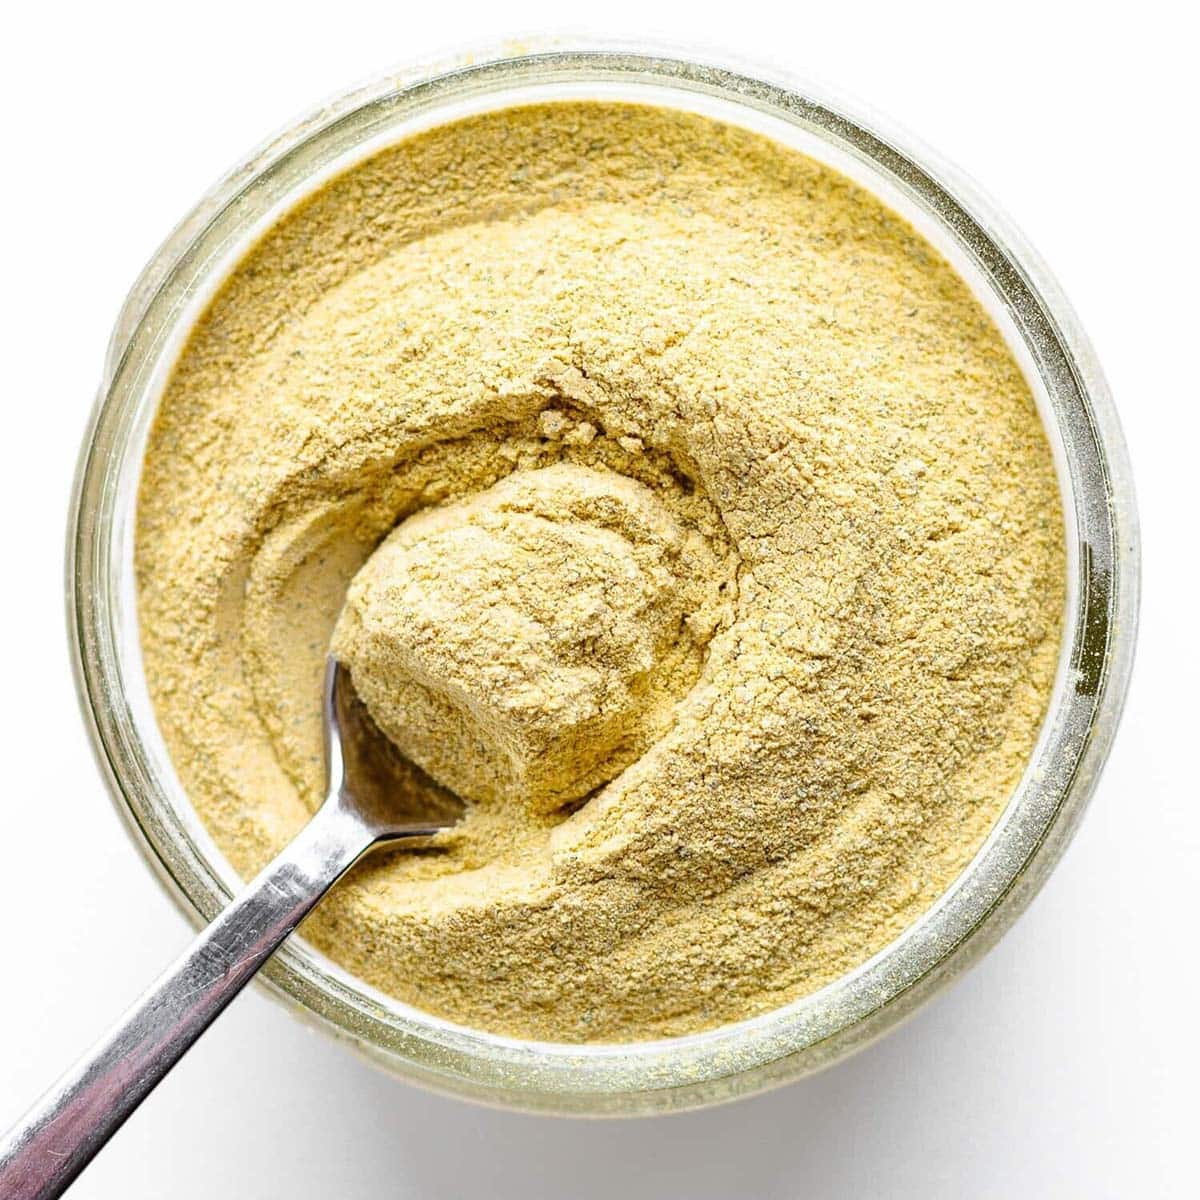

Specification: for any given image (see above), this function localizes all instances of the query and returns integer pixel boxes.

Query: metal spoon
[0,660,464,1200]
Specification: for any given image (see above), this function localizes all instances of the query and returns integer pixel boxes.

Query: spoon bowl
[328,659,464,838]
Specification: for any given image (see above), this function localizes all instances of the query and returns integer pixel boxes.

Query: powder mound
[138,103,1065,1040]
[333,463,724,813]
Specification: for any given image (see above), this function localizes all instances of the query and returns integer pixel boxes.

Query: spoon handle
[0,798,374,1200]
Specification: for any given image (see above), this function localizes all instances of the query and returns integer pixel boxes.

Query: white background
[1,3,1194,1197]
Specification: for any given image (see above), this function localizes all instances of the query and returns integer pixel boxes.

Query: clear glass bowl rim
[67,38,1140,1116]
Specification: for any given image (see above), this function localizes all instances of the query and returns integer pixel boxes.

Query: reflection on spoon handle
[0,799,373,1200]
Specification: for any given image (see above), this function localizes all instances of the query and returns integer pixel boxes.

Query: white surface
[0,3,1194,1196]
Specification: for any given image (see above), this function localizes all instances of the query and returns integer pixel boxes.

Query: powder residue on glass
[136,103,1064,1041]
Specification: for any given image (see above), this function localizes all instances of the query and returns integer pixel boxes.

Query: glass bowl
[67,39,1139,1116]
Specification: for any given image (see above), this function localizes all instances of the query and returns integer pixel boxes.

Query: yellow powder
[136,102,1064,1042]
